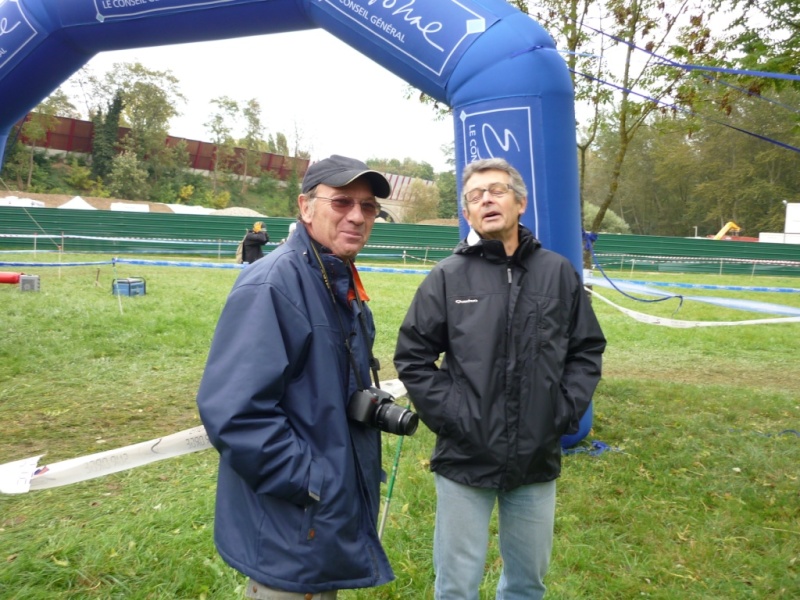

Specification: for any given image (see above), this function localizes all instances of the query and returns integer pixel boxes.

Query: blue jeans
[433,474,556,600]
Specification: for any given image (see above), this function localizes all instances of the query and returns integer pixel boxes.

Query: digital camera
[347,387,419,436]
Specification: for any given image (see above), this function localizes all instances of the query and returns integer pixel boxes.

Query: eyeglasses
[463,182,513,204]
[314,195,382,219]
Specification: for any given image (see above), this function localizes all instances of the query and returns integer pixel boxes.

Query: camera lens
[375,402,419,436]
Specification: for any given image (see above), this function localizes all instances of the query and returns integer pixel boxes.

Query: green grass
[1,256,798,599]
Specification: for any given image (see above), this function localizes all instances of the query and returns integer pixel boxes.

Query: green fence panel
[590,233,800,277]
[592,233,800,262]
[2,209,799,276]
[0,207,460,262]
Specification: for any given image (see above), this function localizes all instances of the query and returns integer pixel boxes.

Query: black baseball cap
[301,155,391,198]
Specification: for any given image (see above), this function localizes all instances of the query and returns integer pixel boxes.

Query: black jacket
[394,226,606,490]
[243,230,268,263]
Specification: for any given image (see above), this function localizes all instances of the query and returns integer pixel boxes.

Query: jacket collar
[289,222,364,304]
[456,224,540,264]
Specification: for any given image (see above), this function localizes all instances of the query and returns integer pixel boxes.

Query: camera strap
[309,243,379,391]
[351,273,382,389]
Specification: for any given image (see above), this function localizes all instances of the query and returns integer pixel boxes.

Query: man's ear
[298,194,313,223]
[517,195,528,217]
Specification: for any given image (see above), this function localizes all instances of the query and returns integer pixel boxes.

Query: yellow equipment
[713,221,741,240]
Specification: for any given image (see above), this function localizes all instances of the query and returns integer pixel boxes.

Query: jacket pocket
[554,387,578,436]
[299,458,324,543]
[441,376,467,439]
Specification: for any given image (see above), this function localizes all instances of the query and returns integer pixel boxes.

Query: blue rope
[562,440,616,456]
[570,20,800,111]
[582,231,684,311]
[571,70,800,155]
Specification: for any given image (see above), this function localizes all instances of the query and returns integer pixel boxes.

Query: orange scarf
[348,262,370,302]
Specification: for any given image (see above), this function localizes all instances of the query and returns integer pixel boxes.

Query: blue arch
[0,0,590,444]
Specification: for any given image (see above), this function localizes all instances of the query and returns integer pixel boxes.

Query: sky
[82,29,456,173]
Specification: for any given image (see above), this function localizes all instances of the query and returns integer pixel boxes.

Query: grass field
[1,254,798,599]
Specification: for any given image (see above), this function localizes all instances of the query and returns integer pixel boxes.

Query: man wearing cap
[197,155,394,599]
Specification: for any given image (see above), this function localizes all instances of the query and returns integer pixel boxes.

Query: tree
[436,170,458,219]
[402,179,441,223]
[271,132,289,157]
[532,0,729,260]
[239,98,265,193]
[19,90,78,190]
[529,0,613,224]
[686,89,800,236]
[90,62,184,131]
[150,139,193,204]
[279,168,301,217]
[366,157,435,180]
[583,84,800,237]
[711,0,799,95]
[108,136,150,200]
[91,90,124,181]
[204,96,239,193]
[90,63,185,199]
[582,202,630,233]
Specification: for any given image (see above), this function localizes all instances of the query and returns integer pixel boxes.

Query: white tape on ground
[0,426,213,495]
[588,287,800,327]
[0,380,408,495]
[0,455,45,494]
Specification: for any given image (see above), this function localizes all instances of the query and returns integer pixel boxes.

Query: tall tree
[239,98,265,193]
[204,96,239,193]
[436,170,458,219]
[91,90,124,181]
[581,1,708,238]
[530,0,613,223]
[89,63,185,199]
[272,132,289,157]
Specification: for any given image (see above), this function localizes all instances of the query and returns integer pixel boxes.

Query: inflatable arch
[0,0,590,445]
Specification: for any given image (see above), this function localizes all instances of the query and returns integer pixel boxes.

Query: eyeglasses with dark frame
[314,195,382,219]
[463,182,513,204]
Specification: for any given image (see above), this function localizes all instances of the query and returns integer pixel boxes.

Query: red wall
[16,113,308,181]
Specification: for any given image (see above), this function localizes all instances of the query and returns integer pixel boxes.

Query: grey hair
[461,158,527,209]
[301,187,318,218]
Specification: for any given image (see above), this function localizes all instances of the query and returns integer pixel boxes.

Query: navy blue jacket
[196,223,393,593]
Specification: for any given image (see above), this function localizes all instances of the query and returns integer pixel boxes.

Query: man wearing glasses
[395,157,606,599]
[197,155,394,599]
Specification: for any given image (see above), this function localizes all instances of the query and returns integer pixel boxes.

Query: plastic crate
[112,277,146,296]
[19,274,40,292]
